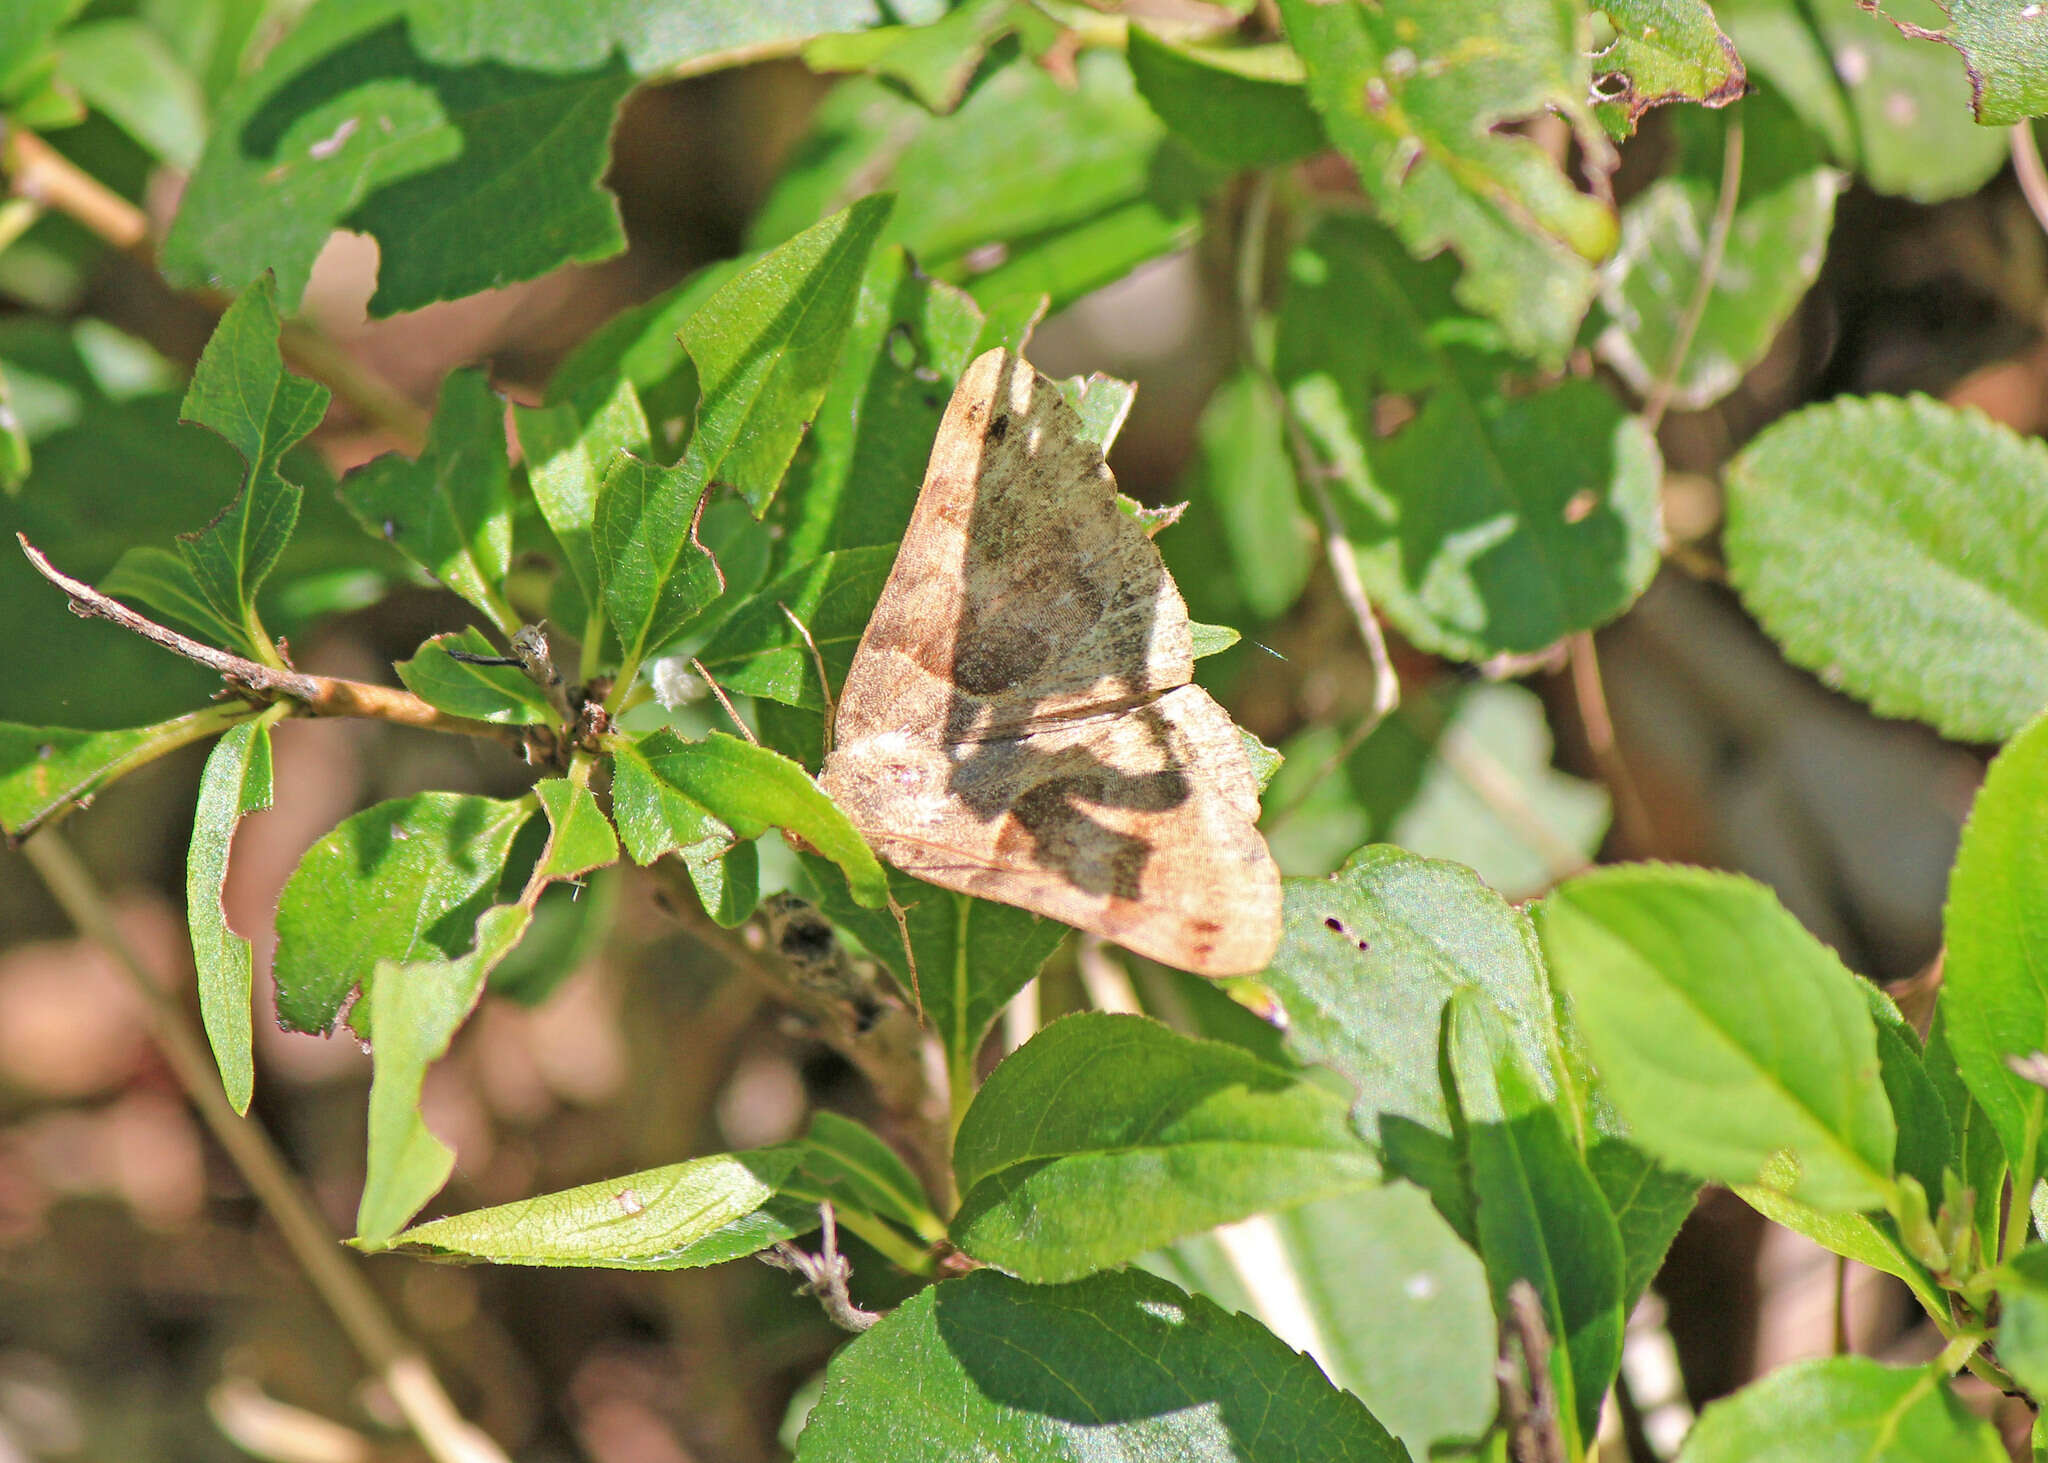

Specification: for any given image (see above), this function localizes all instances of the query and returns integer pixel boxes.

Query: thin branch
[19,832,510,1463]
[1642,110,1745,434]
[19,535,530,750]
[2012,121,2048,243]
[1567,630,1655,854]
[761,1205,881,1333]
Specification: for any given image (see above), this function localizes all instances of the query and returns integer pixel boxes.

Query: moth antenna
[690,657,759,746]
[778,601,839,754]
[886,892,923,1021]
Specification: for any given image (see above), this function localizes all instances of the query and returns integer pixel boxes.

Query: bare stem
[1566,631,1655,854]
[1642,111,1745,434]
[19,535,530,750]
[19,832,510,1463]
[2012,122,2048,244]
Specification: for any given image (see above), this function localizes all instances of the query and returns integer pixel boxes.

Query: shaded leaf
[685,837,760,929]
[186,715,276,1116]
[54,18,207,168]
[787,1111,942,1242]
[951,1013,1379,1282]
[1675,1357,2004,1462]
[1537,865,1897,1213]
[394,628,554,725]
[694,545,895,710]
[592,453,724,678]
[1585,1139,1699,1312]
[608,732,729,865]
[1182,369,1313,623]
[339,368,516,633]
[1995,1244,2048,1399]
[272,791,534,1034]
[1127,28,1326,170]
[0,708,243,840]
[1724,395,2048,742]
[1276,0,1615,362]
[533,776,619,883]
[794,1268,1409,1462]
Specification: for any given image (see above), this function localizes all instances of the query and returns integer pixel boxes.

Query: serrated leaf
[188,716,275,1116]
[807,860,1068,1077]
[1127,27,1325,169]
[679,194,892,516]
[752,52,1207,319]
[0,708,243,839]
[357,901,533,1245]
[1537,865,1897,1213]
[339,369,515,632]
[795,1268,1408,1461]
[693,545,896,710]
[1716,0,2008,202]
[1263,846,1559,1227]
[630,729,887,907]
[534,777,619,883]
[162,275,329,656]
[1598,89,1841,412]
[592,452,724,676]
[54,18,207,168]
[1674,1357,2005,1463]
[608,732,729,865]
[404,0,887,76]
[950,1013,1379,1282]
[512,375,651,603]
[1723,394,2048,742]
[161,1,635,315]
[272,791,534,1034]
[1591,0,1746,133]
[1585,1139,1699,1312]
[1936,710,2048,1179]
[1275,0,1615,362]
[1943,0,2048,125]
[1448,994,1624,1453]
[389,1146,808,1266]
[394,628,554,725]
[1149,1181,1494,1462]
[1277,216,1662,661]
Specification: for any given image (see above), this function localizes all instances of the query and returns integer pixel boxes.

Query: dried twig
[762,1205,881,1333]
[1498,1280,1566,1463]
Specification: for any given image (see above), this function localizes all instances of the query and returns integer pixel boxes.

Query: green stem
[578,605,606,687]
[833,1209,938,1276]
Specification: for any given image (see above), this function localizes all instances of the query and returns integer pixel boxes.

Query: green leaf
[753,52,1207,319]
[98,545,245,648]
[53,18,207,169]
[1537,865,1898,1213]
[793,1268,1409,1462]
[1715,0,2008,202]
[628,729,887,907]
[1182,369,1313,622]
[592,452,726,675]
[187,716,275,1117]
[608,731,729,865]
[533,777,619,883]
[271,791,535,1034]
[694,545,895,710]
[1944,0,2048,125]
[1674,1357,2005,1463]
[1127,28,1325,170]
[950,1013,1379,1282]
[770,244,1017,568]
[0,0,86,97]
[678,193,892,516]
[544,257,744,423]
[1723,395,2048,742]
[802,0,1012,113]
[1936,710,2048,1178]
[1996,1244,2048,1399]
[357,901,536,1246]
[160,274,330,656]
[394,628,554,725]
[1264,681,1610,895]
[1148,1181,1494,1462]
[1262,847,1559,1225]
[1448,995,1624,1452]
[786,1111,942,1242]
[161,2,635,315]
[339,369,516,633]
[1732,1184,1940,1309]
[1866,987,1952,1198]
[1922,1007,2008,1263]
[0,362,29,494]
[807,861,1069,1078]
[512,375,651,602]
[1277,216,1662,661]
[403,0,887,76]
[1585,1139,1699,1312]
[1275,0,1615,362]
[1591,0,1745,134]
[0,707,243,839]
[1597,89,1841,412]
[389,1147,809,1266]
[685,837,760,928]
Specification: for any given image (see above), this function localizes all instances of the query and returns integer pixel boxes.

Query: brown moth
[818,347,1282,976]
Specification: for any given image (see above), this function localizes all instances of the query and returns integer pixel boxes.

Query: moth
[819,348,1282,976]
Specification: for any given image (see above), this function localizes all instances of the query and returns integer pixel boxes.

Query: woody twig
[18,535,529,751]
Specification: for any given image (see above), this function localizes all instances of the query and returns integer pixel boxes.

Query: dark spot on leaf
[988,414,1009,442]
[1324,915,1347,933]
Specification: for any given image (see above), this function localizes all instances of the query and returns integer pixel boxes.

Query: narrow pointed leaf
[188,717,275,1115]
[794,1269,1410,1462]
[788,1111,941,1241]
[1537,866,1897,1212]
[272,792,534,1033]
[592,452,723,673]
[951,1013,1379,1282]
[340,369,515,632]
[0,707,244,839]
